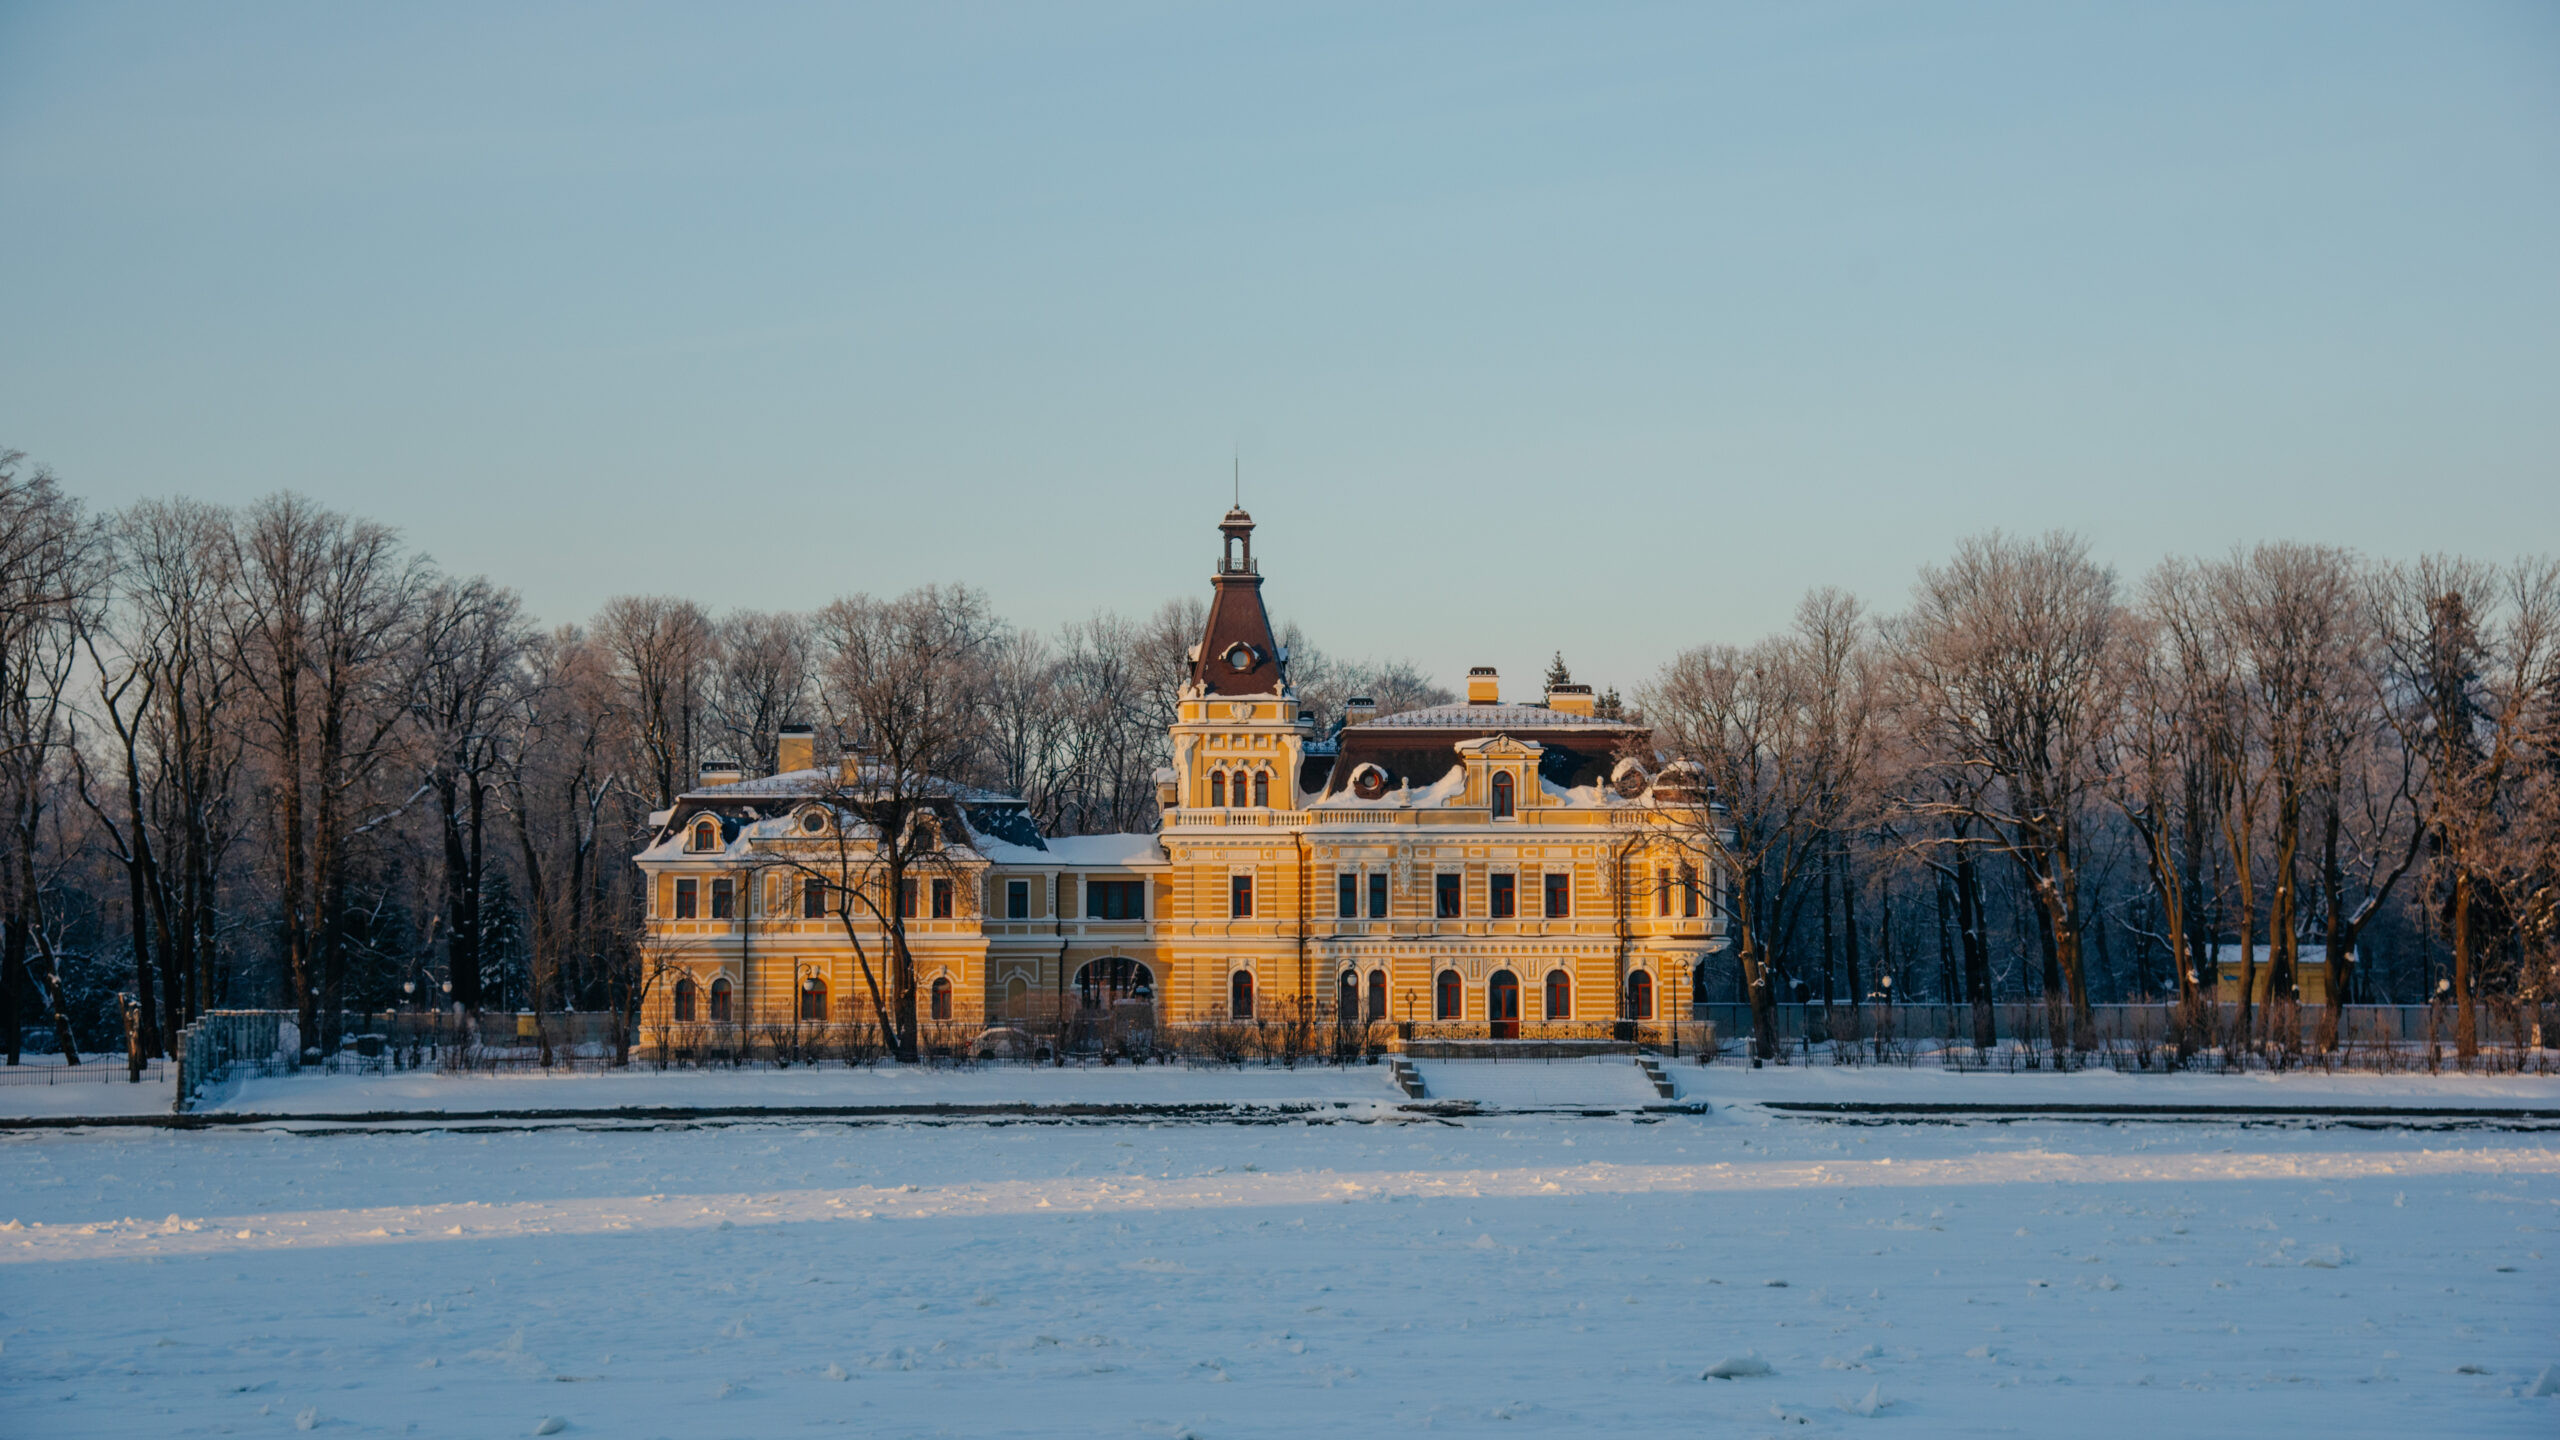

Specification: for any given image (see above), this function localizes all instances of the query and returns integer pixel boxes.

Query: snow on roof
[679,766,1019,807]
[1043,833,1169,867]
[967,832,1163,868]
[1357,702,1638,730]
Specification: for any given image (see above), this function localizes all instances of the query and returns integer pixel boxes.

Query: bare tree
[596,595,717,811]
[0,452,100,1062]
[800,585,1003,1061]
[1647,596,1853,1059]
[1887,532,2124,1051]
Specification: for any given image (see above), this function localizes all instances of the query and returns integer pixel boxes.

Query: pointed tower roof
[1193,506,1288,696]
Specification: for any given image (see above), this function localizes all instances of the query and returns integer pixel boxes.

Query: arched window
[692,819,716,852]
[1367,969,1387,1022]
[1545,968,1571,1020]
[1490,771,1514,819]
[931,976,953,1020]
[1627,969,1654,1021]
[799,976,827,1021]
[672,977,698,1022]
[1253,771,1270,807]
[1209,771,1227,807]
[1435,968,1462,1021]
[1005,975,1029,1020]
[708,976,733,1023]
[1230,968,1256,1019]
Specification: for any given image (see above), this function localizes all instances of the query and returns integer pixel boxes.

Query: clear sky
[3,2,2554,697]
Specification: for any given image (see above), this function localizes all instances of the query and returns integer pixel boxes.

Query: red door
[1489,970,1520,1039]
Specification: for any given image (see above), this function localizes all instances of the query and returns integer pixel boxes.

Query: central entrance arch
[1488,969,1521,1039]
[1074,957,1154,1010]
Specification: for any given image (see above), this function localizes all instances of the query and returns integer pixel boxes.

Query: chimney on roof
[1343,696,1376,727]
[698,758,743,789]
[1545,682,1595,717]
[1466,667,1500,705]
[839,740,876,788]
[776,723,814,775]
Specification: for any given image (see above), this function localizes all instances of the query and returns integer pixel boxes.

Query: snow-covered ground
[4,1098,2554,1436]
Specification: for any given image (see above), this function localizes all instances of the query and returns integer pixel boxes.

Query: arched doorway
[1367,969,1387,1022]
[708,976,733,1023]
[1488,969,1520,1039]
[1435,968,1463,1021]
[1074,957,1155,1010]
[1626,969,1654,1021]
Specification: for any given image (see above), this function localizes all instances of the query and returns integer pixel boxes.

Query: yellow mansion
[636,507,1728,1048]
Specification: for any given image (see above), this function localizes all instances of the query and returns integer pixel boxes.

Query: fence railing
[1685,1001,2555,1046]
[173,1011,299,1111]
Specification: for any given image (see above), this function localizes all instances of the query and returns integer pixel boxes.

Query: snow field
[3,1109,2555,1437]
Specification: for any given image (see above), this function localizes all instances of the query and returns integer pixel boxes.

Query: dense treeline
[1646,535,2560,1060]
[0,451,1451,1062]
[2,450,2552,1062]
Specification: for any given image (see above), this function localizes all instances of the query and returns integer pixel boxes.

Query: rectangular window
[709,878,735,919]
[1337,872,1358,920]
[1656,868,1671,917]
[1680,863,1699,918]
[1369,871,1388,919]
[802,877,826,919]
[1006,879,1030,920]
[674,877,698,920]
[1489,872,1516,919]
[931,878,954,918]
[1230,873,1254,919]
[1545,871,1570,919]
[898,877,917,919]
[1085,879,1146,920]
[1435,872,1462,919]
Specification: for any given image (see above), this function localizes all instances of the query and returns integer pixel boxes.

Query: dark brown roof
[1309,712,1647,799]
[1193,572,1286,696]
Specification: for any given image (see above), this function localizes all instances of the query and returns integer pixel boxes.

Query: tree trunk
[1956,848,1994,1049]
[2453,870,2477,1058]
[1839,844,1863,1038]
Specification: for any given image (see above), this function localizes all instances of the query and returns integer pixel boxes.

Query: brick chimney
[1466,667,1500,705]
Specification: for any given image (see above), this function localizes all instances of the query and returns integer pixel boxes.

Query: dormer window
[690,819,717,852]
[1225,643,1255,671]
[800,809,827,834]
[1489,771,1514,820]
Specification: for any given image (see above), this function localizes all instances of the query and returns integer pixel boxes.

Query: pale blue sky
[3,2,2554,695]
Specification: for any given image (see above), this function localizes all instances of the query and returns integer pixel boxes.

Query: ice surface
[4,1101,2554,1437]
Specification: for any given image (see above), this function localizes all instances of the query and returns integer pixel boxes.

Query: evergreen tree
[1543,651,1572,690]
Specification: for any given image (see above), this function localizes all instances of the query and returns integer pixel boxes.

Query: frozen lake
[3,1100,2554,1437]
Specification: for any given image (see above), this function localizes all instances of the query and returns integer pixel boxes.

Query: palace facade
[635,507,1728,1048]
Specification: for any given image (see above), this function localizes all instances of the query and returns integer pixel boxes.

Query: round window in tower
[1226,643,1255,672]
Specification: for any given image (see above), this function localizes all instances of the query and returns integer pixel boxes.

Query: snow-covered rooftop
[1357,702,1638,730]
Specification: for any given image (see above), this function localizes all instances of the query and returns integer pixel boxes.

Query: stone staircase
[1635,1056,1675,1100]
[1388,1057,1428,1100]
